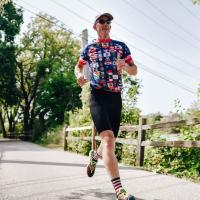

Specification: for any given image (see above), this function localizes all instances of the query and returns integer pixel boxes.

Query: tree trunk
[29,105,36,132]
[8,117,15,133]
[7,112,14,132]
[23,105,30,135]
[39,112,46,132]
[0,111,7,138]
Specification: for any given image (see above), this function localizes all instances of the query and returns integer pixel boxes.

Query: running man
[75,13,137,200]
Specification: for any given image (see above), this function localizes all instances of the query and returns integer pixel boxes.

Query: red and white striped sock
[111,177,123,196]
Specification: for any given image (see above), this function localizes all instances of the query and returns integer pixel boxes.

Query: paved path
[0,140,200,200]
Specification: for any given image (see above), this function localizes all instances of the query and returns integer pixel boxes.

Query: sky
[13,0,200,115]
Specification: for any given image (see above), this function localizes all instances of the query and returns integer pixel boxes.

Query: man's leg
[100,130,135,200]
[87,129,120,180]
[100,130,119,178]
[93,143,103,160]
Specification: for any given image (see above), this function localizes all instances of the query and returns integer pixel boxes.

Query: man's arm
[124,60,137,76]
[117,59,137,76]
[74,62,83,77]
[74,61,86,87]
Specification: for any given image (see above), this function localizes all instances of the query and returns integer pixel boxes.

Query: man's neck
[98,32,110,40]
[98,33,110,42]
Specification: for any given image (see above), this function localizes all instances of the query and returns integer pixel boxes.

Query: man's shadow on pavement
[59,189,144,200]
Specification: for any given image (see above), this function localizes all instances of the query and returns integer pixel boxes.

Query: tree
[0,0,11,12]
[16,14,81,137]
[187,84,200,118]
[192,0,200,4]
[121,74,141,124]
[0,1,23,137]
[36,68,81,128]
[68,83,92,127]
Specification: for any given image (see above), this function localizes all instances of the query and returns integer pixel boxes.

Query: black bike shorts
[89,89,122,138]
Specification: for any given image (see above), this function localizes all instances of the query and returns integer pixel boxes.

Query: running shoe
[116,188,136,200]
[86,150,98,177]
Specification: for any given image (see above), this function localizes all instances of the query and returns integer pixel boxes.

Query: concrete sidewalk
[0,140,200,200]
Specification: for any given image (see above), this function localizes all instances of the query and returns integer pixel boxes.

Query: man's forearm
[74,64,84,78]
[124,62,137,75]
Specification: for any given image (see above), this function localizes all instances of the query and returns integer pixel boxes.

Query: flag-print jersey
[80,39,133,93]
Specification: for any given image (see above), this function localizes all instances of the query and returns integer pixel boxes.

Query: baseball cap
[94,13,114,25]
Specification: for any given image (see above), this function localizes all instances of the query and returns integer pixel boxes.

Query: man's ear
[93,24,97,30]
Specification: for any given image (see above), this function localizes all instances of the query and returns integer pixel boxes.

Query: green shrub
[121,144,136,165]
[67,140,91,156]
[144,146,200,182]
[35,125,63,146]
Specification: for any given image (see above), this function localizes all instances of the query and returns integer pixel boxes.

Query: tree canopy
[16,13,81,137]
[192,0,200,4]
[0,1,23,137]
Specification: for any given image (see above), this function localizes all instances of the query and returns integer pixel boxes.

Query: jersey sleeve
[79,46,89,67]
[122,43,133,64]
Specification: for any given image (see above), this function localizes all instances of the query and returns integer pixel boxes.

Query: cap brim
[94,13,113,24]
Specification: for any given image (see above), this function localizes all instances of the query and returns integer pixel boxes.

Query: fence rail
[63,117,200,166]
[6,131,33,141]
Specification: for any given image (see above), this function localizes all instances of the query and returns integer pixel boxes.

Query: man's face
[94,16,111,36]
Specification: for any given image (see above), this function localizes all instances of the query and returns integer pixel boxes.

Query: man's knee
[100,130,115,150]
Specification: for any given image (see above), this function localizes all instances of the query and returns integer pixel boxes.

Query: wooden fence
[6,131,33,141]
[63,118,200,166]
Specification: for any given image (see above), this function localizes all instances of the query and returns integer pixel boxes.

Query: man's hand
[116,59,126,74]
[116,59,137,76]
[77,74,87,87]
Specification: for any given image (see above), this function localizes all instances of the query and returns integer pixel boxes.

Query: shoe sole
[116,195,136,200]
[86,150,96,177]
[86,164,95,177]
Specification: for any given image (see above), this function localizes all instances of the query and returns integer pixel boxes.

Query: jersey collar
[98,38,111,43]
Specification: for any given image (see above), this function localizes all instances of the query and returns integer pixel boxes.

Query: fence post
[63,126,68,151]
[92,123,97,150]
[136,117,147,166]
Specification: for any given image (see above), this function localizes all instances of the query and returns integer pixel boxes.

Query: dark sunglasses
[97,19,111,25]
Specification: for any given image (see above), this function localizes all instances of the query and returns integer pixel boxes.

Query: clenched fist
[76,74,87,87]
[116,59,126,74]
